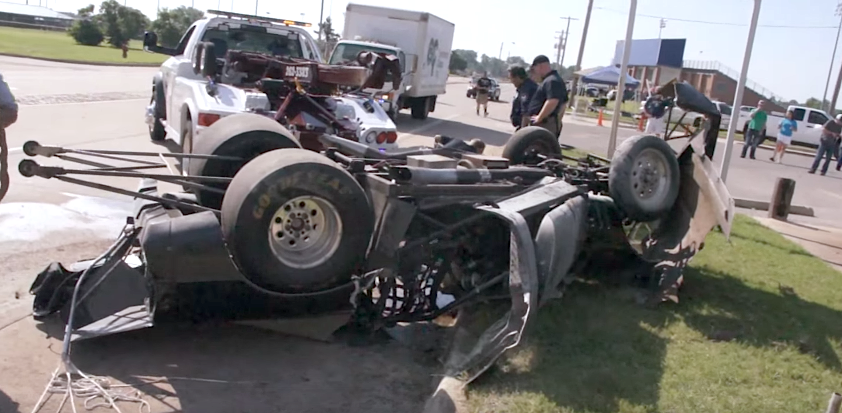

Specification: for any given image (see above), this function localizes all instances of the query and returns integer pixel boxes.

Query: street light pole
[319,0,325,40]
[607,0,637,158]
[559,16,576,68]
[255,0,258,16]
[822,3,842,112]
[568,0,593,114]
[720,0,762,183]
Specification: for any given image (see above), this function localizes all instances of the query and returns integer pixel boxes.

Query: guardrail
[683,60,788,103]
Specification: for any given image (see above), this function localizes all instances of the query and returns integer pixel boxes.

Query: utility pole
[568,0,593,112]
[720,0,762,183]
[659,18,667,39]
[255,0,258,16]
[823,2,842,112]
[607,0,638,158]
[554,31,564,66]
[558,16,576,68]
[498,41,504,60]
[319,0,325,40]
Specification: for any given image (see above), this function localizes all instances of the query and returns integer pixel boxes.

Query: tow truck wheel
[148,85,166,142]
[608,135,680,222]
[502,126,562,165]
[188,113,302,209]
[221,149,374,295]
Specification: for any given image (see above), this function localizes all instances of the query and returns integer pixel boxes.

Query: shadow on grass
[469,216,842,412]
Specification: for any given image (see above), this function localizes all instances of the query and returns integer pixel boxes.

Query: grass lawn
[467,214,842,413]
[0,27,166,65]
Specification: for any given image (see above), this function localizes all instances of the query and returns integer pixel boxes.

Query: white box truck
[328,4,455,121]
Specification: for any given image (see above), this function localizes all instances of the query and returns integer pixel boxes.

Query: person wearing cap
[508,65,538,130]
[809,113,842,175]
[527,55,568,137]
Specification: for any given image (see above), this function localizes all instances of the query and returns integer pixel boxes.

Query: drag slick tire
[221,149,374,296]
[188,113,301,209]
[608,135,680,222]
[502,126,562,165]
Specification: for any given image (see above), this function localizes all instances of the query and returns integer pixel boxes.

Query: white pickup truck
[328,4,455,121]
[141,9,398,158]
[737,105,831,146]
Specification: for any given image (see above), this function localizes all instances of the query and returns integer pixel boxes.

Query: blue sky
[17,0,842,107]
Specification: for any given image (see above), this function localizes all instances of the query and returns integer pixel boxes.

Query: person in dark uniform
[527,55,568,137]
[508,65,538,130]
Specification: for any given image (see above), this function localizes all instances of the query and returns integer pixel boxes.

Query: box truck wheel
[411,97,430,120]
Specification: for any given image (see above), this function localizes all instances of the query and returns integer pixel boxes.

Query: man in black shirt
[508,65,538,129]
[527,55,568,137]
[809,114,842,175]
[474,72,492,117]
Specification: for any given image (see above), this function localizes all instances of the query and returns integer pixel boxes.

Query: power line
[595,6,839,29]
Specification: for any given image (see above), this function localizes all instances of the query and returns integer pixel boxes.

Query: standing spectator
[474,71,492,117]
[0,73,16,128]
[643,86,671,138]
[770,110,797,163]
[740,100,768,160]
[527,55,569,138]
[809,114,842,175]
[508,65,538,130]
[0,72,18,203]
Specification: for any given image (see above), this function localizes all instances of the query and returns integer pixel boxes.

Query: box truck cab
[331,3,455,121]
[328,39,411,119]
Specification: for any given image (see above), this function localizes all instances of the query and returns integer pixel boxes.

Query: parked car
[466,78,501,101]
[741,105,831,146]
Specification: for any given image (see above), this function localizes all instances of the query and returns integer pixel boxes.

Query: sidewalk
[750,214,842,273]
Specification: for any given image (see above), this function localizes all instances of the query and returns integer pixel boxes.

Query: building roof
[0,1,73,20]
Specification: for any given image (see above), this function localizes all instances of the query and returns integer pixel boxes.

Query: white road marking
[18,97,147,108]
[821,189,842,202]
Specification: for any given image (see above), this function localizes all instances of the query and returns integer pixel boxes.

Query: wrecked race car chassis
[19,85,734,385]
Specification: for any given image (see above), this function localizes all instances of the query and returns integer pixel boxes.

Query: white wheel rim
[630,148,671,209]
[268,195,343,269]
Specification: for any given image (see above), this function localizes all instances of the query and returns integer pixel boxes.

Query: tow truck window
[808,111,828,125]
[175,25,196,55]
[792,108,806,121]
[201,28,304,58]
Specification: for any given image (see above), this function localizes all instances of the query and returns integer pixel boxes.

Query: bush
[68,19,104,46]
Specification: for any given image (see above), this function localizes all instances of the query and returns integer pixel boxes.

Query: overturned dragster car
[20,81,733,385]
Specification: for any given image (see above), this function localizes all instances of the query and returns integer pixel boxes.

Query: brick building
[626,60,787,113]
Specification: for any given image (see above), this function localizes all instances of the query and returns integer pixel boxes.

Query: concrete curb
[734,197,815,217]
[0,52,161,67]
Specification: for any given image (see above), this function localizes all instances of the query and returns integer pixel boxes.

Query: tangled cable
[30,226,153,413]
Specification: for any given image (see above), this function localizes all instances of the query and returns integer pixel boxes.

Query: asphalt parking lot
[1,55,842,412]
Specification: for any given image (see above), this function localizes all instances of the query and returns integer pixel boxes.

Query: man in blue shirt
[508,65,538,130]
[0,72,17,203]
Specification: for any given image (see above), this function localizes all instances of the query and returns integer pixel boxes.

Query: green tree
[452,49,478,71]
[314,16,340,59]
[149,6,205,48]
[67,5,104,46]
[804,97,823,110]
[506,56,527,67]
[96,0,149,47]
[449,52,467,73]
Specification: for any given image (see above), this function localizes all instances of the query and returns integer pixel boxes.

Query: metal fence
[683,60,788,103]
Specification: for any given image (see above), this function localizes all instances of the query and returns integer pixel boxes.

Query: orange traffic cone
[597,108,604,126]
[638,113,646,131]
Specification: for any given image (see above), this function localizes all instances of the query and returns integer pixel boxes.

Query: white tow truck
[327,4,455,121]
[142,9,398,158]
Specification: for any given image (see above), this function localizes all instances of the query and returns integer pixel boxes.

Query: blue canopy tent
[580,65,641,88]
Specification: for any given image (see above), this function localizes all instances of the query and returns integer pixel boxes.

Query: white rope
[30,226,152,413]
